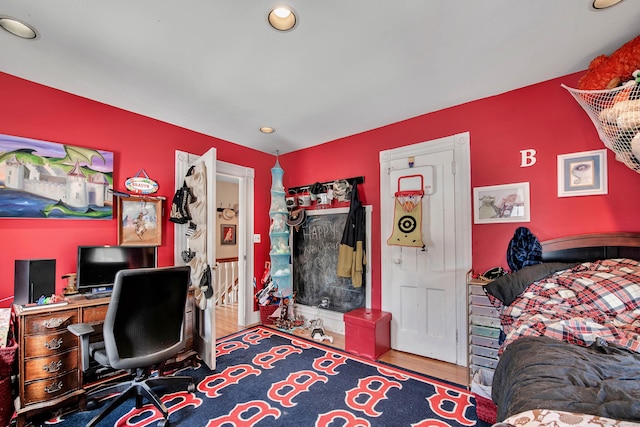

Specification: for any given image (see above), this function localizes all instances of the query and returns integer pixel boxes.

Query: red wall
[280,71,640,310]
[3,71,640,312]
[0,72,273,307]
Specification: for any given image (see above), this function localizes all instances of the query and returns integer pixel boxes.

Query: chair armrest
[67,323,95,371]
[67,323,94,336]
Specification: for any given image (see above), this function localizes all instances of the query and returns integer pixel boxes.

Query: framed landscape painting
[0,133,114,219]
[473,182,531,224]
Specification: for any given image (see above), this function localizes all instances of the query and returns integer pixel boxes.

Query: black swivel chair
[68,266,195,427]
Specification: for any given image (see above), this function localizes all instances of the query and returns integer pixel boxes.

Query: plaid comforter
[500,258,640,354]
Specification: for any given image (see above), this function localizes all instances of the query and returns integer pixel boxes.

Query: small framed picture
[557,149,608,197]
[221,224,236,245]
[117,196,163,246]
[473,182,530,224]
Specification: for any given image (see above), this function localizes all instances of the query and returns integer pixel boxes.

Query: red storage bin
[473,393,497,424]
[0,342,17,427]
[260,304,279,325]
[343,308,391,360]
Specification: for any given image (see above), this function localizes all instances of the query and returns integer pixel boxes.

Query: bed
[484,233,640,426]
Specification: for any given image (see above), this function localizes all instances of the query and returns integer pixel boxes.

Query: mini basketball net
[387,174,425,248]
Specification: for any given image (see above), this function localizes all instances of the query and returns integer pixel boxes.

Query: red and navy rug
[46,326,490,426]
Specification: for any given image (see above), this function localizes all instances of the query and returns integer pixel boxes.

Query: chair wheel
[157,418,169,427]
[188,383,196,393]
[87,398,100,411]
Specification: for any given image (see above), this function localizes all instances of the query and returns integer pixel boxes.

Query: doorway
[174,151,257,368]
[379,132,471,365]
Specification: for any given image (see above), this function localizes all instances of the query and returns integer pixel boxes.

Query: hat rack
[287,176,364,194]
[216,204,239,218]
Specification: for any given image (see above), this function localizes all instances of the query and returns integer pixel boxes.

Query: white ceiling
[0,1,639,155]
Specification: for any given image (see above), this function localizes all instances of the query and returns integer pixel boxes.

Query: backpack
[169,166,195,224]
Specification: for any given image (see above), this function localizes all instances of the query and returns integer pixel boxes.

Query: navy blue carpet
[42,326,490,426]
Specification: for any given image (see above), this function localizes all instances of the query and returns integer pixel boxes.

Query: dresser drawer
[470,364,495,376]
[470,354,499,370]
[471,344,499,359]
[24,348,78,381]
[22,370,79,405]
[470,294,492,307]
[82,304,108,323]
[470,315,500,328]
[471,325,500,339]
[469,304,499,318]
[24,329,77,358]
[469,284,487,296]
[24,310,78,335]
[470,335,500,349]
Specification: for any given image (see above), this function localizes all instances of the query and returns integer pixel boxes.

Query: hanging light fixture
[0,16,37,39]
[268,6,297,32]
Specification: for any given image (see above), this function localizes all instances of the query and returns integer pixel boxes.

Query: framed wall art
[473,182,530,224]
[0,133,114,219]
[221,224,236,245]
[117,196,163,246]
[557,149,608,197]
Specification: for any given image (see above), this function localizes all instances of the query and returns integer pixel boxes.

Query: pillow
[483,262,578,306]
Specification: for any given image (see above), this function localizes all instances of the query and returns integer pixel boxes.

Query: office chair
[68,266,195,427]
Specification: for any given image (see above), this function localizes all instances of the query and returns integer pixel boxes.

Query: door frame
[216,160,257,327]
[379,132,472,366]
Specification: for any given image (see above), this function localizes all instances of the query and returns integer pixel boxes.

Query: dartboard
[386,199,423,248]
[398,215,417,233]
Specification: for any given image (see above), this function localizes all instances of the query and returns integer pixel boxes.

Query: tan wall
[216,180,239,259]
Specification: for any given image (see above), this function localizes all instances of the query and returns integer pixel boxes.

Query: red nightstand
[343,308,392,360]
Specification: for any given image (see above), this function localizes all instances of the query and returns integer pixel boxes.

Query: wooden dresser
[12,291,195,427]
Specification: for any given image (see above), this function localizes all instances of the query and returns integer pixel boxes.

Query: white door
[380,133,471,365]
[175,148,217,369]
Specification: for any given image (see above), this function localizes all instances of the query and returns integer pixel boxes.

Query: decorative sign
[125,169,158,194]
[520,149,537,167]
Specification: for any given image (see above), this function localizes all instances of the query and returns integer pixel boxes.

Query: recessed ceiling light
[592,0,624,9]
[0,16,37,39]
[260,127,275,134]
[268,6,297,32]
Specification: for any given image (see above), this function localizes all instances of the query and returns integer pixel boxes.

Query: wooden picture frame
[557,149,608,197]
[117,196,163,246]
[473,182,530,224]
[221,224,236,245]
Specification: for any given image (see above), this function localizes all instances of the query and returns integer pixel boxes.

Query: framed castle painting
[473,182,530,224]
[0,133,114,219]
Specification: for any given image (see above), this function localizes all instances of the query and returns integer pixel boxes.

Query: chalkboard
[292,210,365,313]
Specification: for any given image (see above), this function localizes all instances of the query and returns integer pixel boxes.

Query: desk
[12,291,195,427]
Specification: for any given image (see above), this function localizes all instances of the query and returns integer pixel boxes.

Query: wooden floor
[215,303,469,386]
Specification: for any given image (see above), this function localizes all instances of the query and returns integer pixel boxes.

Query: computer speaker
[14,259,56,305]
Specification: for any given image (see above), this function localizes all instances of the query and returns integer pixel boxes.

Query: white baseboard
[294,304,345,334]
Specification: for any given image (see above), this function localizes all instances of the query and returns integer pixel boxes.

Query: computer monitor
[76,245,157,293]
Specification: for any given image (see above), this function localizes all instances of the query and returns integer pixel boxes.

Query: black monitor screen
[77,245,157,291]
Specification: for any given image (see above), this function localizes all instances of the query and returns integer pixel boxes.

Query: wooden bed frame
[541,232,640,262]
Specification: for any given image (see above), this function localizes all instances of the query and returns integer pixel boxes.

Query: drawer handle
[45,381,63,394]
[45,338,64,350]
[43,318,64,329]
[43,360,63,373]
